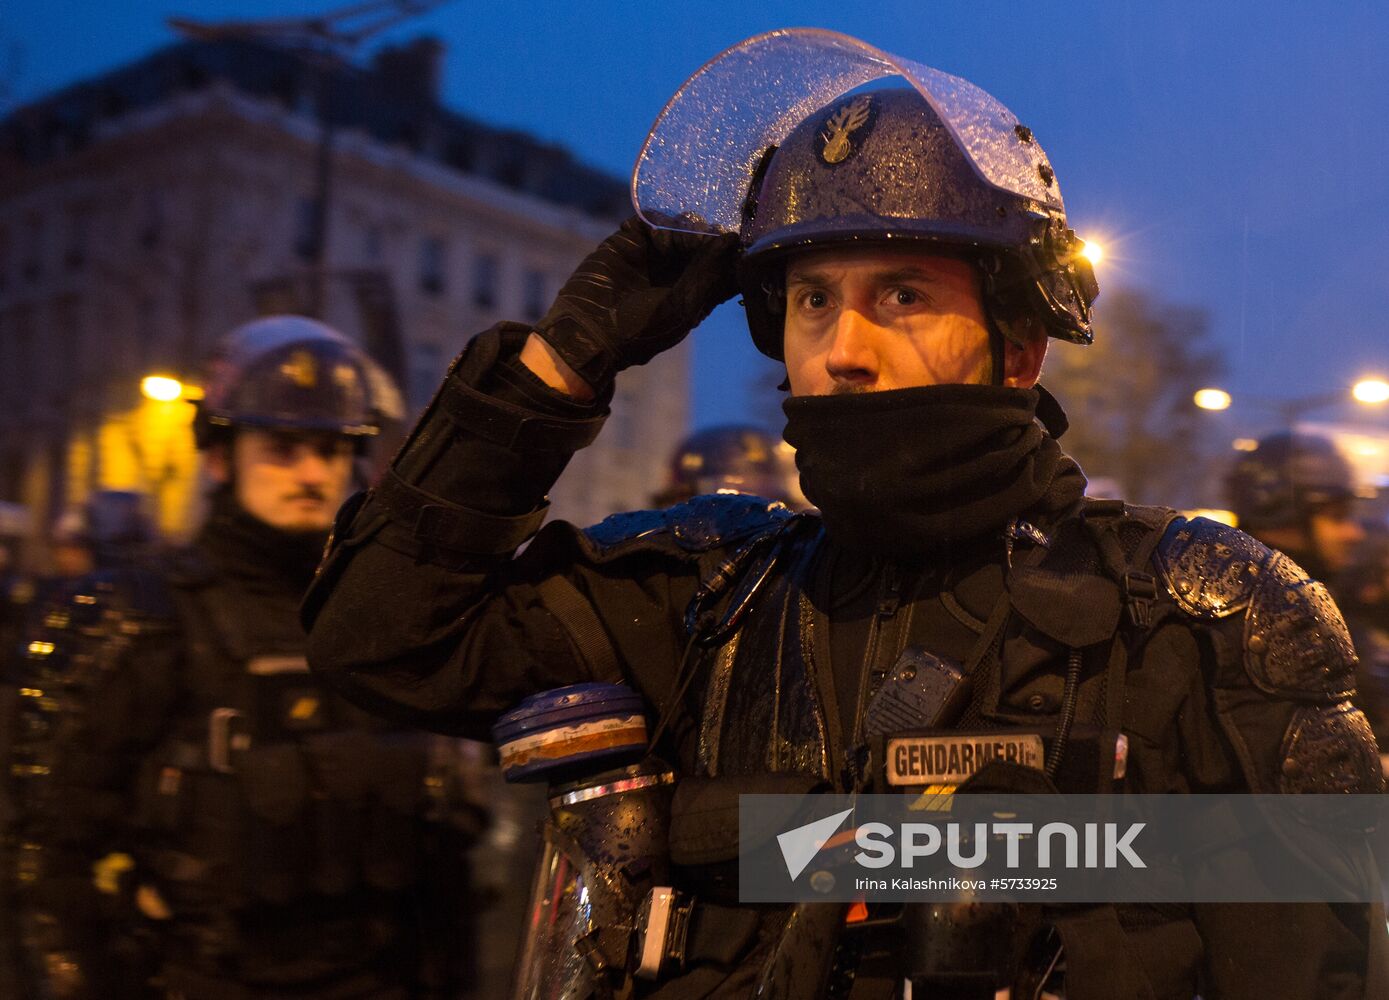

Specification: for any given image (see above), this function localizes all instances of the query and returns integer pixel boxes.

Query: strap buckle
[1122,571,1158,628]
[207,707,249,774]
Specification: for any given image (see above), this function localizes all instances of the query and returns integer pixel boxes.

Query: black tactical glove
[533,215,740,389]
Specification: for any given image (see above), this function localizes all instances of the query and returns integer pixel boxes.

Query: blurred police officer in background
[1229,431,1389,762]
[652,424,803,508]
[2,489,160,999]
[4,316,483,999]
[1226,432,1367,584]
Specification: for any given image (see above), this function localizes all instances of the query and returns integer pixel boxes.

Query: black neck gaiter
[782,384,1086,559]
[198,488,329,593]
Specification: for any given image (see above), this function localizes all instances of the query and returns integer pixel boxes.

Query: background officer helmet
[737,86,1098,365]
[50,490,157,570]
[193,315,403,451]
[1225,431,1357,533]
[652,424,801,506]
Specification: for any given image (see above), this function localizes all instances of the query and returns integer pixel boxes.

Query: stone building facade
[0,38,688,555]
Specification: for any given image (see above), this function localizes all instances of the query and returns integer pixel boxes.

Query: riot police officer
[1228,432,1389,753]
[1226,431,1366,584]
[2,490,161,999]
[304,30,1386,1000]
[652,424,802,507]
[8,316,479,999]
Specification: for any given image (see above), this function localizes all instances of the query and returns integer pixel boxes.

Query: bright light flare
[1352,378,1389,405]
[1193,388,1232,411]
[141,376,184,402]
[1079,240,1104,265]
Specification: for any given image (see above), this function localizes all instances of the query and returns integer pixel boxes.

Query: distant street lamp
[1194,379,1389,424]
[1352,377,1389,405]
[1193,388,1232,411]
[141,375,185,403]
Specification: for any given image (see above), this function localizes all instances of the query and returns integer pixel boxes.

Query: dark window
[12,306,33,395]
[52,296,80,391]
[133,295,158,372]
[419,236,447,296]
[408,342,444,412]
[22,215,42,282]
[363,223,383,262]
[522,268,547,321]
[294,196,319,261]
[64,207,89,272]
[0,311,10,402]
[472,254,498,309]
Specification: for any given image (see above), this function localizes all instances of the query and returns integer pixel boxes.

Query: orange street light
[141,375,185,402]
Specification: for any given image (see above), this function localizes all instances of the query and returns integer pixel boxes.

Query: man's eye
[801,290,829,310]
[891,288,920,306]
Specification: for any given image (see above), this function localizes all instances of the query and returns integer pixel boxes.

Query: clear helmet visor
[632,28,1064,235]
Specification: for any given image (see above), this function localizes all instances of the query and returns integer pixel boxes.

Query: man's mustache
[285,487,328,503]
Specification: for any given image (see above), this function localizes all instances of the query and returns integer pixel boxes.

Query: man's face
[1307,500,1366,575]
[208,429,355,532]
[780,246,1046,396]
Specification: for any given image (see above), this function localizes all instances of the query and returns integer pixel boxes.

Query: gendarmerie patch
[885,732,1044,787]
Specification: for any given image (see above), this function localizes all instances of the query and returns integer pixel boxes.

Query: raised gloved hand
[533,215,740,389]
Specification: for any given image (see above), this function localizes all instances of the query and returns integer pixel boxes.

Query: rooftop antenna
[168,0,453,318]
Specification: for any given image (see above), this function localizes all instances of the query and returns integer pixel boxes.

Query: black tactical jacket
[304,325,1387,1000]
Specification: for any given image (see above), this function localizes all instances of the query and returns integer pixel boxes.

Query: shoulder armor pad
[582,507,671,552]
[667,494,793,551]
[1244,550,1357,700]
[1279,702,1382,793]
[1157,517,1357,700]
[1154,516,1271,620]
[583,494,793,555]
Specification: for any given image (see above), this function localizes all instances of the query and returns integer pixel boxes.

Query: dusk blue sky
[3,1,1387,436]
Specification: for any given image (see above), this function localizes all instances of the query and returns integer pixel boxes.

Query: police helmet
[739,87,1097,360]
[1226,432,1357,532]
[632,30,1098,362]
[194,315,403,449]
[51,490,156,561]
[654,424,797,506]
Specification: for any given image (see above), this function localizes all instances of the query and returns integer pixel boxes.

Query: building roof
[0,37,629,219]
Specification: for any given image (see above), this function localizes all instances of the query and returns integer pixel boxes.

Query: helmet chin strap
[988,325,1007,387]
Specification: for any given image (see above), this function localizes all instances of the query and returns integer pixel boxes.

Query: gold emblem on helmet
[332,363,359,392]
[820,95,874,164]
[281,350,318,388]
